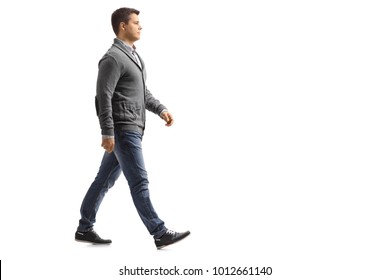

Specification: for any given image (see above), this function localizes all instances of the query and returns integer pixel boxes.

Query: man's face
[122,13,142,42]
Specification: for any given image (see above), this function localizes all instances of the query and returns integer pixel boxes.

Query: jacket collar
[112,38,144,71]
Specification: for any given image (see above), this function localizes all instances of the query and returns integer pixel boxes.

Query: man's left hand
[160,111,174,127]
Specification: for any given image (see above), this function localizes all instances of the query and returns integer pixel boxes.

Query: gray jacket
[95,38,167,136]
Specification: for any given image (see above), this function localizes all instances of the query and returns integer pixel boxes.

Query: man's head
[111,8,142,44]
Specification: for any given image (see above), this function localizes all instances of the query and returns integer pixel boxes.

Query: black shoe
[75,229,112,244]
[155,229,190,249]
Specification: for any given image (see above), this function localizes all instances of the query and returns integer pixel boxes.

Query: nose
[139,25,142,30]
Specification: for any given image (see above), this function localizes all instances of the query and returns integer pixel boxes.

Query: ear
[120,22,127,31]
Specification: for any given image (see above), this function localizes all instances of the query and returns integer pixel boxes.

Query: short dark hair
[111,7,140,35]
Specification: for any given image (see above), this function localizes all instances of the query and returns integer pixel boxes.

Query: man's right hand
[101,138,115,153]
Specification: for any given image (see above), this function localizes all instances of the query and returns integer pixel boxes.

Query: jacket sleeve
[145,86,167,116]
[95,55,121,136]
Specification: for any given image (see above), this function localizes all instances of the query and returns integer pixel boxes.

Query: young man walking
[75,7,190,249]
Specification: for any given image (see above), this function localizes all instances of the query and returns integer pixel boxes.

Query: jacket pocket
[123,102,140,121]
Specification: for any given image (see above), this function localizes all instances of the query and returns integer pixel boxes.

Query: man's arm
[145,88,173,126]
[145,87,167,115]
[96,55,121,153]
[96,55,121,137]
[145,87,174,126]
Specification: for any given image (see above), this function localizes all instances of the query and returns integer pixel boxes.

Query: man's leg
[77,151,122,232]
[114,130,167,238]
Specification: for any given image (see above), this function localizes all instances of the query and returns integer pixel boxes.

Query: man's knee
[130,176,149,195]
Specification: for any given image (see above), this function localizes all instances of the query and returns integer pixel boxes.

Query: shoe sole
[156,232,190,249]
[75,238,112,245]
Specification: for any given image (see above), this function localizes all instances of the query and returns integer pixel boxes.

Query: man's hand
[101,138,115,153]
[160,111,174,127]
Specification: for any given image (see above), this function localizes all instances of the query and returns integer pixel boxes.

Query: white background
[0,0,389,279]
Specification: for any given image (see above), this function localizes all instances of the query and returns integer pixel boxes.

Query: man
[75,7,190,249]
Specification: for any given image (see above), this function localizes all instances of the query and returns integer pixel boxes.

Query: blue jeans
[77,130,167,238]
